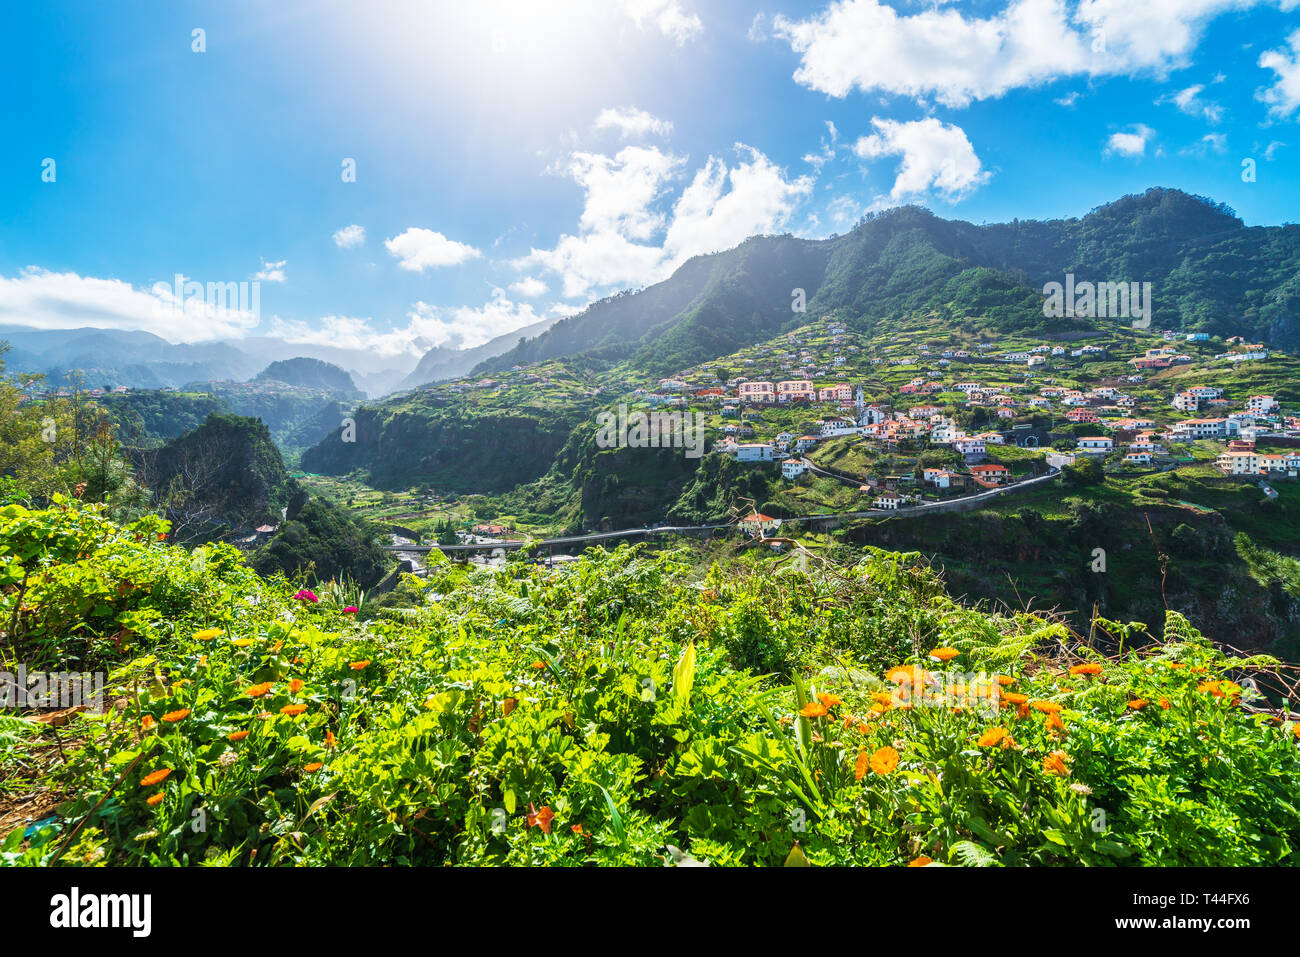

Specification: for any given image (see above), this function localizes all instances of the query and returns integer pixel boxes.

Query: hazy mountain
[254,357,362,397]
[398,314,563,390]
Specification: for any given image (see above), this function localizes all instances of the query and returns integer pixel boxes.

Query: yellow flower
[799,701,829,719]
[193,628,222,642]
[232,638,254,648]
[869,746,899,775]
[1043,751,1070,776]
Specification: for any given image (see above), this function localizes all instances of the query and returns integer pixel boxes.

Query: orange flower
[228,730,249,742]
[908,856,932,867]
[1293,725,1300,739]
[995,674,1015,686]
[1168,662,1184,670]
[1042,751,1070,776]
[1002,692,1029,705]
[288,679,304,693]
[1069,663,1102,676]
[146,792,164,806]
[349,660,370,671]
[929,647,959,663]
[816,692,842,708]
[303,762,323,773]
[258,710,273,720]
[571,824,585,835]
[977,726,1009,747]
[1159,698,1170,710]
[869,746,899,775]
[1044,711,1065,733]
[1030,700,1061,714]
[531,661,545,670]
[325,730,337,748]
[1127,699,1148,710]
[854,750,870,781]
[526,804,554,834]
[140,768,172,787]
[245,682,273,698]
[885,665,920,685]
[1198,680,1222,696]
[140,715,155,730]
[280,703,308,716]
[799,701,829,719]
[161,708,189,723]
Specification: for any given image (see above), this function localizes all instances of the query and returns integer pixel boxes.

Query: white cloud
[594,106,673,139]
[568,146,684,240]
[774,0,1091,107]
[509,276,549,297]
[518,144,811,299]
[384,227,482,271]
[0,267,259,343]
[1055,90,1081,107]
[853,117,990,202]
[1264,139,1285,159]
[332,224,366,248]
[267,291,547,358]
[1164,84,1223,123]
[1105,124,1155,156]
[774,0,1289,108]
[1258,30,1300,119]
[253,259,286,282]
[622,0,703,45]
[663,145,814,260]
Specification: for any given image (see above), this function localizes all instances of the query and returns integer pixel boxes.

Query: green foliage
[5,502,1300,867]
[252,497,389,588]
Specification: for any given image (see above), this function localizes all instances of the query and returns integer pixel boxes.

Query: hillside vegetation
[3,501,1300,867]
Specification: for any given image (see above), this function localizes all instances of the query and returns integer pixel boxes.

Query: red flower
[526,804,555,834]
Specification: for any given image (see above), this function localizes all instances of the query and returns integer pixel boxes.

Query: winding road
[380,468,1061,554]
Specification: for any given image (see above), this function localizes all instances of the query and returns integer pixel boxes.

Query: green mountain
[254,357,362,397]
[134,412,297,537]
[474,189,1300,378]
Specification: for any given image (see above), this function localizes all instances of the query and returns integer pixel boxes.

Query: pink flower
[293,589,319,604]
[342,605,358,614]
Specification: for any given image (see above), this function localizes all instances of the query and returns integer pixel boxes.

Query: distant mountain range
[6,189,1297,401]
[397,314,560,391]
[0,320,557,398]
[473,188,1300,378]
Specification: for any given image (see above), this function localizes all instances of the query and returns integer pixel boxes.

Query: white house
[1077,436,1114,453]
[781,458,808,480]
[735,443,777,462]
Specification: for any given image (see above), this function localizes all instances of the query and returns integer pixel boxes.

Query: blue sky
[1,0,1298,366]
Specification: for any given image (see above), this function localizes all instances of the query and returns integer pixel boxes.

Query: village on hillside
[625,319,1299,514]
